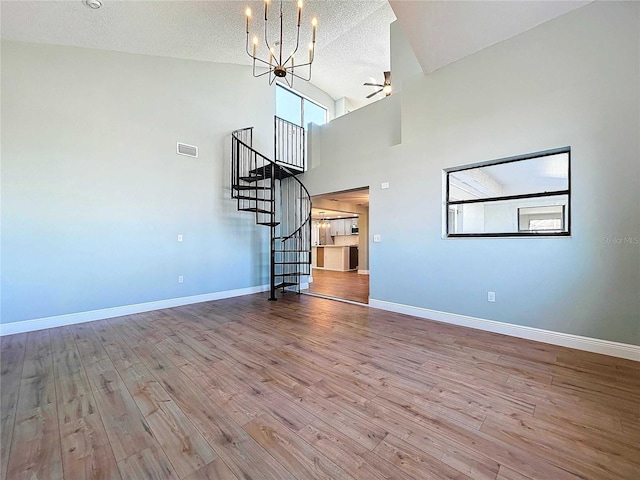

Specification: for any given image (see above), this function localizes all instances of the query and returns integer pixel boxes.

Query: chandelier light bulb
[245,7,251,33]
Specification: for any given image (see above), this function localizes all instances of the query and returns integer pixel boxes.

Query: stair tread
[240,207,271,214]
[275,272,305,276]
[233,185,267,191]
[239,175,265,182]
[249,163,302,180]
[275,282,299,289]
[257,222,280,227]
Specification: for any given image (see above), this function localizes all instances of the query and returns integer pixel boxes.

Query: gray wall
[301,2,640,345]
[1,41,278,324]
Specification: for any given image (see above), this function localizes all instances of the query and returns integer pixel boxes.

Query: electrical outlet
[488,291,495,302]
[178,276,184,284]
[177,234,183,242]
[381,182,390,189]
[373,234,382,243]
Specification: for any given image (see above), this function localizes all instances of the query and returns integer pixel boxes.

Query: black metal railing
[232,126,311,300]
[274,116,305,171]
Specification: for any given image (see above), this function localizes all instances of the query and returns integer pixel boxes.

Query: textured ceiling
[0,0,396,109]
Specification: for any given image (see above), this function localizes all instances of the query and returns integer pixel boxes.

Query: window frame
[275,83,327,130]
[445,147,571,238]
[518,205,566,233]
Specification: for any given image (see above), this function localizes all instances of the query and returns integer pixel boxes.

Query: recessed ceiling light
[83,0,102,9]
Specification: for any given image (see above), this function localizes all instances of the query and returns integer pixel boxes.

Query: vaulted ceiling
[1,1,590,110]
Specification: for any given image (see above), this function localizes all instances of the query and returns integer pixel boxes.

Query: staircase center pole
[268,168,278,301]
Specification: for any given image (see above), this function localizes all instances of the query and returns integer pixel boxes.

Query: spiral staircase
[231,117,311,301]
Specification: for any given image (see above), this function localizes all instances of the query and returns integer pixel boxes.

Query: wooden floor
[307,268,369,304]
[1,293,639,480]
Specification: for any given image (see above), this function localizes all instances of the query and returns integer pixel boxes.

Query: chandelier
[315,211,330,228]
[245,0,317,87]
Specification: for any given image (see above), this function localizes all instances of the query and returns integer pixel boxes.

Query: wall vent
[177,142,198,158]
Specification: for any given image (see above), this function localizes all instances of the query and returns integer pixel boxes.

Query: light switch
[177,234,183,242]
[373,234,382,243]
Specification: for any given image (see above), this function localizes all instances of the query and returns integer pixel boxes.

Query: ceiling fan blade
[366,89,383,99]
[363,82,383,87]
[384,71,391,84]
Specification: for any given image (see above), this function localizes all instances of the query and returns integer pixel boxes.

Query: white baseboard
[369,299,640,361]
[358,269,370,274]
[0,284,270,336]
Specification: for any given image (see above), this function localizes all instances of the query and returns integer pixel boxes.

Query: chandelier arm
[252,56,273,67]
[289,67,312,82]
[252,69,273,78]
[263,11,272,54]
[245,33,252,58]
[282,74,293,88]
[292,59,312,69]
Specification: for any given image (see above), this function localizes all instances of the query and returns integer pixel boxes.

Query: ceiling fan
[364,71,392,99]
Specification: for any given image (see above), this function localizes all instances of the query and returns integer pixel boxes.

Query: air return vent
[177,142,198,158]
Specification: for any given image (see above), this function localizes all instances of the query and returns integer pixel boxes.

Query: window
[276,84,327,129]
[445,148,570,237]
[518,205,565,233]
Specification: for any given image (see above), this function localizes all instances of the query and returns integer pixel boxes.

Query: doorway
[307,188,370,304]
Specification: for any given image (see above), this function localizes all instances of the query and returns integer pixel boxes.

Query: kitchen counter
[312,245,358,272]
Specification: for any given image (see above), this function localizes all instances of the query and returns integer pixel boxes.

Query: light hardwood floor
[1,293,638,480]
[307,268,369,304]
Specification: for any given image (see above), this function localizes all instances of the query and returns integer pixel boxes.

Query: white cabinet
[330,218,359,236]
[330,219,345,236]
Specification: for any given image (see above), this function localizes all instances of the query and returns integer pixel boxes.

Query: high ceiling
[389,0,590,75]
[0,0,395,110]
[1,1,591,111]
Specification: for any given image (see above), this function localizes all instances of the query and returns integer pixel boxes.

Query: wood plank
[51,327,98,424]
[150,367,298,480]
[298,419,392,480]
[59,413,121,480]
[116,361,218,479]
[6,331,64,480]
[496,465,535,480]
[90,384,157,461]
[117,445,179,480]
[371,433,472,480]
[16,330,56,411]
[183,458,239,480]
[244,413,355,479]
[480,412,640,480]
[7,404,63,480]
[0,333,26,480]
[91,320,141,371]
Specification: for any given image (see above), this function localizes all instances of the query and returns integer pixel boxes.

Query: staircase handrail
[231,128,311,241]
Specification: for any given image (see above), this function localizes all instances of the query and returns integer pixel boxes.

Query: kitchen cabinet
[312,246,356,271]
[330,219,346,236]
[330,218,359,236]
